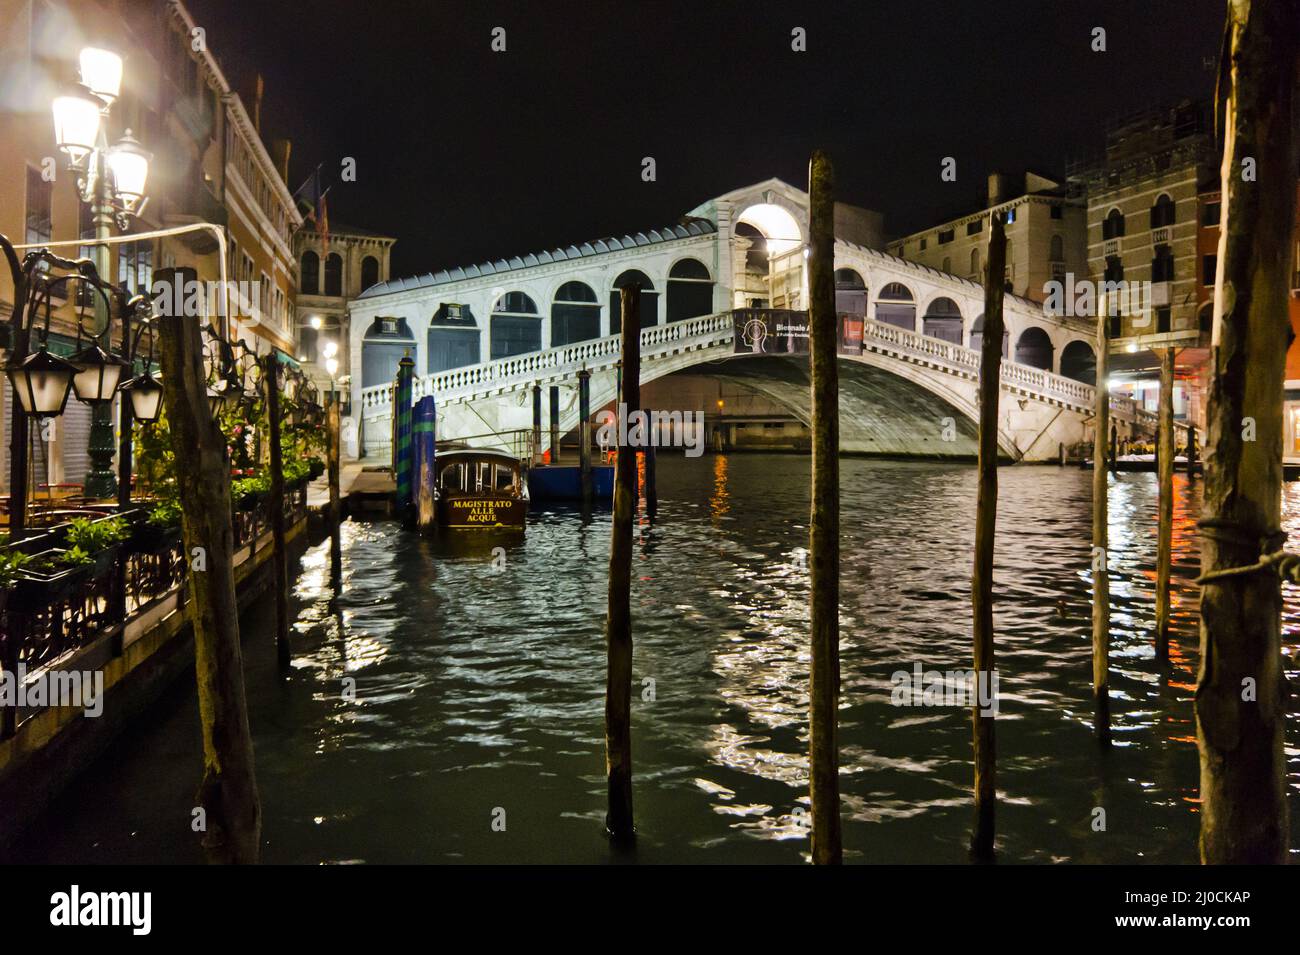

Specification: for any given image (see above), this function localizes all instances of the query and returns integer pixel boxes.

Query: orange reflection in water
[711,454,730,524]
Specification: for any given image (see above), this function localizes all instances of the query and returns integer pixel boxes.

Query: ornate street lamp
[51,82,102,166]
[50,45,151,500]
[77,47,123,104]
[119,296,164,425]
[120,372,164,423]
[104,130,151,216]
[69,341,130,403]
[5,347,78,417]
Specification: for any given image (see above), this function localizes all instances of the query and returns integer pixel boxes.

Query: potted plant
[9,549,94,610]
[130,500,182,553]
[60,516,130,578]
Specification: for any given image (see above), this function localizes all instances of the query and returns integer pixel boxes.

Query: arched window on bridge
[1014,326,1054,370]
[361,255,380,292]
[1059,339,1096,385]
[969,314,1009,357]
[324,252,344,297]
[875,282,916,332]
[361,316,416,389]
[428,303,480,374]
[301,251,319,295]
[969,248,980,280]
[491,292,541,359]
[922,296,963,345]
[666,258,714,323]
[834,268,866,317]
[551,281,601,347]
[610,270,658,334]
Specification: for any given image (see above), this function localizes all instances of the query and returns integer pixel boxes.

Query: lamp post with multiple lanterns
[50,45,152,500]
[1,239,161,538]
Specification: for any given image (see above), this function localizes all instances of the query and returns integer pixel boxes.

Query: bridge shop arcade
[349,179,1129,464]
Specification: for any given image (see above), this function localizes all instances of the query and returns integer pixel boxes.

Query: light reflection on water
[10,456,1300,864]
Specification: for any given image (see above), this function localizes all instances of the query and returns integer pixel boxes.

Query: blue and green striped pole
[394,352,415,512]
[413,395,437,529]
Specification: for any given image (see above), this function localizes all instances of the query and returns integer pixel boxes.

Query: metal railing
[0,486,309,738]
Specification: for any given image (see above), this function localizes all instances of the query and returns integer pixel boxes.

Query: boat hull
[527,465,614,502]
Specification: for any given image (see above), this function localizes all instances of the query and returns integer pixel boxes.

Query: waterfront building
[888,171,1089,306]
[0,0,302,495]
[295,223,396,412]
[1069,100,1218,428]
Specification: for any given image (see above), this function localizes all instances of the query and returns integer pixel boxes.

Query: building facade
[0,0,302,494]
[889,172,1088,305]
[295,223,395,406]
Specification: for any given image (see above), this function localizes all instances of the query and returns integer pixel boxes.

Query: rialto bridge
[347,178,1151,462]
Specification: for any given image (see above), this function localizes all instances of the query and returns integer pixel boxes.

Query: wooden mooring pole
[264,353,290,671]
[579,367,593,509]
[549,385,561,464]
[807,150,842,864]
[643,411,657,521]
[154,267,261,864]
[604,285,639,841]
[1196,0,1296,865]
[1092,303,1112,744]
[1155,348,1175,661]
[532,383,543,466]
[328,390,342,591]
[971,212,1006,861]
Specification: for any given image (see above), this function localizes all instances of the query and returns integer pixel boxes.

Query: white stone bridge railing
[359,309,1155,434]
[857,314,1155,427]
[359,312,736,414]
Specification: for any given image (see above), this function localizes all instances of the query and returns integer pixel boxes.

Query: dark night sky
[184,0,1225,279]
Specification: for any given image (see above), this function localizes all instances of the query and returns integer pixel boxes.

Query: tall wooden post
[971,212,1006,860]
[1092,304,1112,744]
[153,267,260,864]
[579,367,593,508]
[1187,422,1197,475]
[1155,348,1175,661]
[264,354,290,670]
[808,150,842,865]
[5,242,31,542]
[549,385,561,464]
[1196,0,1296,865]
[604,286,639,841]
[642,407,655,519]
[532,383,543,465]
[328,392,342,590]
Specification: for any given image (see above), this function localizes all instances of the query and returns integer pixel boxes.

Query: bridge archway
[550,281,601,347]
[922,296,963,344]
[1059,339,1096,385]
[876,282,916,332]
[667,258,714,322]
[735,203,803,255]
[1014,326,1054,370]
[835,268,867,317]
[634,354,1017,459]
[491,292,541,360]
[360,317,416,389]
[610,270,658,333]
[970,314,1008,357]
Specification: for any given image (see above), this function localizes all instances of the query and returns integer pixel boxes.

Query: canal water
[9,455,1300,863]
